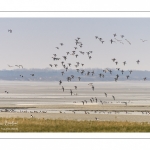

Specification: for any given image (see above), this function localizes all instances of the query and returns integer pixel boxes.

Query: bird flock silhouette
[4,30,150,120]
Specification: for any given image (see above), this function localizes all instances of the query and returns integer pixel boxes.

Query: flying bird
[140,39,147,42]
[136,60,140,64]
[123,61,126,65]
[62,86,64,92]
[59,80,62,85]
[112,58,116,62]
[70,89,73,96]
[8,29,12,33]
[112,95,115,100]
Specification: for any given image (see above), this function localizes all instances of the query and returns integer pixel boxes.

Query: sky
[0,18,150,71]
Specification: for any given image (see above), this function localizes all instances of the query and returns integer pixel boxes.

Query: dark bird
[116,68,120,71]
[121,70,124,74]
[62,86,64,92]
[123,61,126,65]
[89,56,92,59]
[95,117,99,121]
[95,97,98,103]
[30,74,34,76]
[99,38,102,41]
[114,78,118,82]
[116,74,119,78]
[56,47,59,49]
[126,75,130,79]
[104,93,107,97]
[61,71,64,76]
[49,64,53,67]
[74,86,77,90]
[92,85,94,91]
[110,39,114,44]
[66,52,70,55]
[144,77,147,81]
[59,80,62,85]
[54,64,58,67]
[112,95,115,100]
[62,56,67,60]
[81,64,84,66]
[75,54,78,58]
[113,33,117,37]
[68,63,71,67]
[112,58,116,62]
[129,70,132,74]
[8,29,12,33]
[65,67,68,72]
[20,75,23,78]
[74,47,77,50]
[95,36,98,39]
[136,60,140,64]
[78,77,81,81]
[121,35,124,38]
[60,43,63,46]
[70,89,73,96]
[115,61,118,65]
[82,101,84,105]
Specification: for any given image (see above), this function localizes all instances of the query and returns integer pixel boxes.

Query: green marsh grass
[0,117,150,132]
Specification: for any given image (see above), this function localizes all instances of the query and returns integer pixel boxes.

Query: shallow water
[0,81,150,105]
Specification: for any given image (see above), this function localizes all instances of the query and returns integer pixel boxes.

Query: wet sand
[1,81,150,122]
[1,104,150,122]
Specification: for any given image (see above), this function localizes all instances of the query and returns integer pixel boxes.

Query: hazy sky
[0,18,150,71]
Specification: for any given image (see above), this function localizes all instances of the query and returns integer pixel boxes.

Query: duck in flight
[112,58,116,62]
[104,92,107,97]
[92,85,94,91]
[123,61,126,65]
[62,86,64,92]
[136,60,140,64]
[8,29,12,33]
[59,80,62,85]
[70,89,73,96]
[129,70,132,74]
[112,95,115,100]
[113,33,117,37]
[110,39,114,44]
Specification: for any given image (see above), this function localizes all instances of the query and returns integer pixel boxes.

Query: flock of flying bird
[5,30,149,119]
[47,34,148,105]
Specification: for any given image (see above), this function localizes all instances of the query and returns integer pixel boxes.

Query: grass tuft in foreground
[0,117,150,132]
